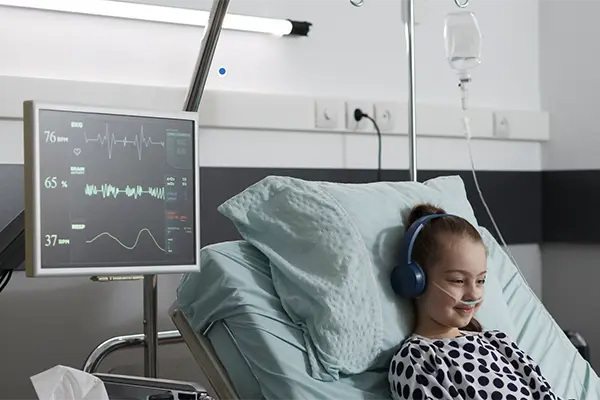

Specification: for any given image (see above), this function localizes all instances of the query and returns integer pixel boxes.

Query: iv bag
[444,11,482,79]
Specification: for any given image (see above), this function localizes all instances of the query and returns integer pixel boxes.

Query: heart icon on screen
[73,148,81,156]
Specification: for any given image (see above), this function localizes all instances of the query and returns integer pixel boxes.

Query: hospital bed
[79,179,595,400]
[164,231,599,400]
[158,0,597,396]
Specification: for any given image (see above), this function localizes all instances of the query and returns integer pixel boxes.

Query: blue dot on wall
[218,67,227,77]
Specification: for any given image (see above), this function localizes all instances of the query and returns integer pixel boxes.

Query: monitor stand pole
[142,0,230,379]
[143,275,158,378]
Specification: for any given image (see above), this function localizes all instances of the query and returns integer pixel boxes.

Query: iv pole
[405,0,418,182]
[350,0,470,182]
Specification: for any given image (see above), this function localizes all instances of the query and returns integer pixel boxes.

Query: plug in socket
[346,101,374,131]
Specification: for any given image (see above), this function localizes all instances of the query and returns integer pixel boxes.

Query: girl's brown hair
[405,203,484,332]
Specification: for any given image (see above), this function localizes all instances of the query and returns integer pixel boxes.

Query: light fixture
[0,0,312,37]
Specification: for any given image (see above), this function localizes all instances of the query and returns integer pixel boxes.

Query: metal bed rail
[82,303,238,400]
[169,303,239,400]
[82,330,184,374]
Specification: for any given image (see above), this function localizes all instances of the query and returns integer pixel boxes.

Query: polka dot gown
[388,330,572,400]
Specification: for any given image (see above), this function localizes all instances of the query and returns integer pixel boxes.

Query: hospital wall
[539,0,600,368]
[0,1,544,398]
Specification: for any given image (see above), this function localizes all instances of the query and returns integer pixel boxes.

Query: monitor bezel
[23,100,201,277]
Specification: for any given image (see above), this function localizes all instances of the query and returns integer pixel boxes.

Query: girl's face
[416,236,487,335]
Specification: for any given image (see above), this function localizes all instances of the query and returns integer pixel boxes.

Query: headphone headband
[402,213,453,264]
[391,212,454,298]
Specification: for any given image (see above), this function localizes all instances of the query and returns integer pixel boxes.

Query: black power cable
[353,108,382,181]
[0,270,12,294]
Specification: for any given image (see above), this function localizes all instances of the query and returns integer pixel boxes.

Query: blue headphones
[390,213,453,298]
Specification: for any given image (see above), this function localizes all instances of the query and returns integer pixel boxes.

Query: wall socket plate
[315,100,341,129]
[494,112,511,138]
[374,102,396,132]
[346,101,374,131]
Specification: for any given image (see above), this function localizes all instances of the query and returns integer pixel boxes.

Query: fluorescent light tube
[0,0,295,36]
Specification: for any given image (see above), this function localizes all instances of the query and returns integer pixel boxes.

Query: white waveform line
[85,228,166,252]
[84,124,165,161]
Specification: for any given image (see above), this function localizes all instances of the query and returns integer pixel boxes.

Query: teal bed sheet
[178,238,600,400]
[177,240,391,400]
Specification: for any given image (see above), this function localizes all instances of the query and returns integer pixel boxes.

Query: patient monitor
[22,101,201,277]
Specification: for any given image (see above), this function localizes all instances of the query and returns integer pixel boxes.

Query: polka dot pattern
[388,330,572,400]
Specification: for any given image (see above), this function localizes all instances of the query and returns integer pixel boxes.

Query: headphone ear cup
[409,262,426,297]
[391,262,427,298]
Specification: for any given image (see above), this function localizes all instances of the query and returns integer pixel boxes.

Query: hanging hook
[454,0,469,8]
[350,0,364,7]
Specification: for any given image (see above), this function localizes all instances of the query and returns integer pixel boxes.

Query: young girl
[388,203,569,400]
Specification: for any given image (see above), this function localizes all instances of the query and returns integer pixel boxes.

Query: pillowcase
[218,175,515,380]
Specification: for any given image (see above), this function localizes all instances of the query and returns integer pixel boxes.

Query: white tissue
[31,365,109,400]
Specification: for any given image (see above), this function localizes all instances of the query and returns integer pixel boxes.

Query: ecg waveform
[85,228,166,252]
[85,183,165,199]
[84,124,164,160]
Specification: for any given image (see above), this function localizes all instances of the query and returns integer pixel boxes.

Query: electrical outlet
[315,100,341,129]
[346,101,374,131]
[374,102,396,132]
[493,112,511,138]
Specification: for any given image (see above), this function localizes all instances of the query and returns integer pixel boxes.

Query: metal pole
[406,0,418,182]
[83,330,183,374]
[142,0,230,379]
[143,275,158,378]
[184,0,231,112]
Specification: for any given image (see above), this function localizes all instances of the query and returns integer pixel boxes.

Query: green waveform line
[85,184,165,199]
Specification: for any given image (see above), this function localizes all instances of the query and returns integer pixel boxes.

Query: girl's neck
[414,317,462,339]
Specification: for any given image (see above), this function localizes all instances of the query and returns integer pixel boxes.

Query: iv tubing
[462,116,518,266]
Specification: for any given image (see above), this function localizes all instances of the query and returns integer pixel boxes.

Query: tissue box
[31,365,109,400]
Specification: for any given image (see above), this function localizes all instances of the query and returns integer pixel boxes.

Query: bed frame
[82,301,240,400]
[168,302,240,400]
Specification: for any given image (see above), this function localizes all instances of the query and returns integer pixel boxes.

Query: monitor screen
[23,101,200,277]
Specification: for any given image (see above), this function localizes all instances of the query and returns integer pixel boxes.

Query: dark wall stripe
[199,168,542,246]
[0,165,543,271]
[542,170,599,243]
[419,170,542,246]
